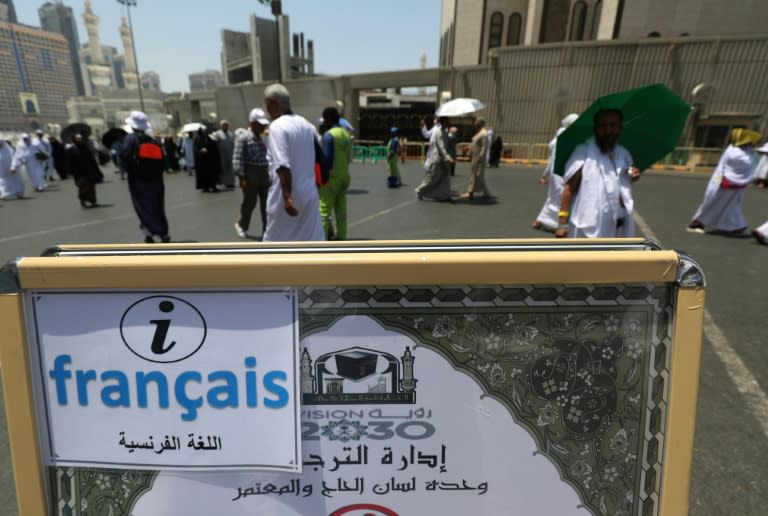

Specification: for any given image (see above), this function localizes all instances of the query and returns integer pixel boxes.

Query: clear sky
[15,0,443,93]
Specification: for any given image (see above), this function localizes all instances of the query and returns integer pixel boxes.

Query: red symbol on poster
[330,503,399,516]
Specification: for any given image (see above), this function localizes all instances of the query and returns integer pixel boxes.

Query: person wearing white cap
[232,108,271,238]
[119,111,171,243]
[533,113,579,230]
[753,142,768,188]
[0,137,24,200]
[262,83,324,241]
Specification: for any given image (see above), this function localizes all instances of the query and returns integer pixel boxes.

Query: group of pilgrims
[2,94,767,246]
[530,113,768,245]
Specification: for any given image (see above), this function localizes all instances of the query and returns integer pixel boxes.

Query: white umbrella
[181,122,206,134]
[435,98,486,117]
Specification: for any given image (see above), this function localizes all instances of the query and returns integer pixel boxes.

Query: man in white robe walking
[28,129,53,190]
[11,134,32,191]
[262,83,324,242]
[215,120,236,188]
[420,117,439,163]
[415,116,454,202]
[687,128,762,235]
[0,137,24,200]
[459,117,491,200]
[555,109,642,238]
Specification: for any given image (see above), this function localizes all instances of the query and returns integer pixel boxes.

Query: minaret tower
[419,51,428,95]
[119,16,139,90]
[83,0,112,92]
[83,0,102,64]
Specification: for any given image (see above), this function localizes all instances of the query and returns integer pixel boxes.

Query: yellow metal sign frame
[0,238,705,516]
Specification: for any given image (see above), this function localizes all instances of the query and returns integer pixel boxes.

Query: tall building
[65,1,166,134]
[141,71,161,92]
[118,15,138,90]
[38,1,86,95]
[221,14,314,86]
[0,20,77,131]
[80,0,112,94]
[440,0,768,66]
[0,0,17,23]
[188,69,223,92]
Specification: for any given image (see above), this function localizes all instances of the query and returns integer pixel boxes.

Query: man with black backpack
[119,111,171,243]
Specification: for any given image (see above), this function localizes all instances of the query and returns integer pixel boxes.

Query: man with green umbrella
[555,109,642,238]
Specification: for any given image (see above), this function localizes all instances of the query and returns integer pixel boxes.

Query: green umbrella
[553,83,691,176]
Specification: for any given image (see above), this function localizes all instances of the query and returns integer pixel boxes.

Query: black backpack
[314,137,330,186]
[132,134,164,179]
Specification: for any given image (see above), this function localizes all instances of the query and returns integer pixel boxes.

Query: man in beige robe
[460,118,490,200]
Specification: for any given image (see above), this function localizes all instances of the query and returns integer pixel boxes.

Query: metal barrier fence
[353,141,723,171]
[353,141,426,163]
[651,147,722,171]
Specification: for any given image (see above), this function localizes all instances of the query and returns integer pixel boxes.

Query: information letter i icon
[149,301,176,355]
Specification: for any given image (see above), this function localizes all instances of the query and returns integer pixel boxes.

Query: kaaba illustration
[301,346,416,404]
[335,350,378,380]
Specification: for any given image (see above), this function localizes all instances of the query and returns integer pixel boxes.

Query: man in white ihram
[262,83,324,241]
[0,137,24,199]
[33,129,55,184]
[555,109,642,238]
[533,113,579,230]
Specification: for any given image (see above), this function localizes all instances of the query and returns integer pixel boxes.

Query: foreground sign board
[27,290,300,472]
[0,240,706,516]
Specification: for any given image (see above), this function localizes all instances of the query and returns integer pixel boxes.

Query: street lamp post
[117,0,145,112]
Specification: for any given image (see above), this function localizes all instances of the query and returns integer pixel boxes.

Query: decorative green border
[300,284,672,516]
[50,467,156,516]
[51,283,672,516]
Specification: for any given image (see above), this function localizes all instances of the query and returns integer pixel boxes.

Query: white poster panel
[130,316,591,515]
[28,290,301,472]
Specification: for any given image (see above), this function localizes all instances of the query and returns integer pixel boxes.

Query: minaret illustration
[401,347,416,392]
[301,348,315,394]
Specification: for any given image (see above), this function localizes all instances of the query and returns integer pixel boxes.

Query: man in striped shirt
[233,108,271,238]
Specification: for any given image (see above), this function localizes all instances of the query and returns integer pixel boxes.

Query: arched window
[488,12,504,49]
[591,0,602,39]
[539,0,570,43]
[569,1,587,41]
[507,13,522,46]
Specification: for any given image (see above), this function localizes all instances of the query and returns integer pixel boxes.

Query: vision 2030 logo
[47,295,290,421]
[301,346,417,405]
